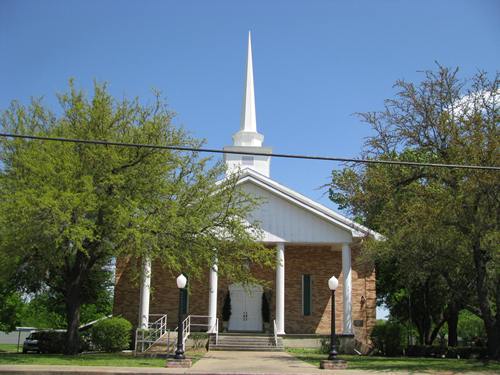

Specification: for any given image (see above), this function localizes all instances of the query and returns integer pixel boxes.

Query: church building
[113,33,379,351]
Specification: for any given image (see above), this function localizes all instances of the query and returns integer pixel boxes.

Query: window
[242,156,254,165]
[302,274,312,316]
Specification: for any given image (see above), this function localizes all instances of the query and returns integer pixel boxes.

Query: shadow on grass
[287,349,500,373]
[0,350,206,368]
[0,353,167,367]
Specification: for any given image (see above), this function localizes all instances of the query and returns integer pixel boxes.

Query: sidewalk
[0,352,323,374]
[0,351,496,375]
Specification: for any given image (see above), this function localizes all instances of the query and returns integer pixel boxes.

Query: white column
[275,242,285,334]
[139,256,151,329]
[342,243,353,334]
[208,263,218,333]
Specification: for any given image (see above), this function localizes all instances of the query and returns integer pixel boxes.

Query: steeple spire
[240,31,257,132]
[224,31,271,177]
[232,31,264,147]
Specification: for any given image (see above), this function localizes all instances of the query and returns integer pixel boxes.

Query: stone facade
[113,243,376,349]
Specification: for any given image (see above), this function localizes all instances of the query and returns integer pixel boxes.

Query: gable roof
[236,168,383,241]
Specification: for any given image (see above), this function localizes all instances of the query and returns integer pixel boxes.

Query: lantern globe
[328,275,338,291]
[176,274,187,289]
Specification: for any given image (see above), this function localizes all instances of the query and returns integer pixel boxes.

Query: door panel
[228,289,245,331]
[228,284,263,332]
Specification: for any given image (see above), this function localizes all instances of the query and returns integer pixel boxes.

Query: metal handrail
[215,318,219,345]
[182,315,190,350]
[134,313,168,353]
[273,319,278,347]
[169,315,215,352]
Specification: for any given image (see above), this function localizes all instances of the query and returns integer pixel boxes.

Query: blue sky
[1,0,499,206]
[1,1,499,316]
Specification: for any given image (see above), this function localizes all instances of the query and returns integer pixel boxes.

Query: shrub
[407,345,446,357]
[320,336,340,354]
[222,292,231,322]
[189,332,208,350]
[370,320,404,356]
[90,317,132,352]
[406,345,487,359]
[262,293,270,323]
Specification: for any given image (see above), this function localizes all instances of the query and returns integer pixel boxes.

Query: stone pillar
[342,243,353,334]
[275,242,285,334]
[139,256,151,329]
[208,263,218,333]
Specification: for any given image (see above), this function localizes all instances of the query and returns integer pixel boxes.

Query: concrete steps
[209,334,284,351]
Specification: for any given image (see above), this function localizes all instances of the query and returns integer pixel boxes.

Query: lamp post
[320,275,346,369]
[328,275,339,361]
[175,274,187,360]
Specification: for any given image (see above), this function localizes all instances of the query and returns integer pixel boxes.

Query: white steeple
[232,31,264,147]
[224,31,272,177]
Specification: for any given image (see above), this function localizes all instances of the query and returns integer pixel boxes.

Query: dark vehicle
[22,330,66,354]
[22,332,40,353]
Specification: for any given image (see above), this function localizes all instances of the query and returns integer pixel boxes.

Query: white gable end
[241,181,352,244]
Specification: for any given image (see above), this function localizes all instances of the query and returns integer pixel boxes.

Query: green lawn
[0,350,205,368]
[287,348,500,373]
[0,344,20,353]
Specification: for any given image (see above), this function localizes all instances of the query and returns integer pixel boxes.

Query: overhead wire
[0,133,499,171]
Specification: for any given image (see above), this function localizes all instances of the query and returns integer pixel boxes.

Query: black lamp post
[175,274,187,360]
[328,275,339,361]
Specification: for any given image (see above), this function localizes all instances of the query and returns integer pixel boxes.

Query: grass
[0,344,20,353]
[0,349,206,368]
[287,348,500,373]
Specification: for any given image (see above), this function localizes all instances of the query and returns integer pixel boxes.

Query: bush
[406,345,487,359]
[90,317,132,352]
[320,336,340,354]
[189,332,208,350]
[222,292,231,322]
[370,320,404,356]
[406,345,447,357]
[262,293,270,323]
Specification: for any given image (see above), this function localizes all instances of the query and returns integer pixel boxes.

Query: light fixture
[328,275,338,291]
[176,274,187,289]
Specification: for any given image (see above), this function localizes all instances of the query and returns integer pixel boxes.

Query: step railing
[213,318,219,345]
[171,314,213,352]
[134,313,168,353]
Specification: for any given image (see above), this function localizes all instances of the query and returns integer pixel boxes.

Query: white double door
[228,283,263,332]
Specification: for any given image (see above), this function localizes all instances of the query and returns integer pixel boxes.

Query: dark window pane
[303,274,311,316]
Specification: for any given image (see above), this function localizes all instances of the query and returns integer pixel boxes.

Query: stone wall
[113,243,376,349]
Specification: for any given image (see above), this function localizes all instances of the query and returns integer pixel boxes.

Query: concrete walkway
[188,350,326,374]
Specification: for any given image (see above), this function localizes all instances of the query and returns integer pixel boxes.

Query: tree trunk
[429,318,447,346]
[472,239,499,358]
[447,305,459,347]
[65,286,82,355]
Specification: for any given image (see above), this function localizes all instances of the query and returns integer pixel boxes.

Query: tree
[329,66,499,357]
[0,289,24,332]
[0,82,273,354]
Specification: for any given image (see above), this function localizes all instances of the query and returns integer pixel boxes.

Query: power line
[1,132,499,171]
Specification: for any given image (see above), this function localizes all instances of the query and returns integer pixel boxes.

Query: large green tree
[329,66,499,357]
[0,82,273,354]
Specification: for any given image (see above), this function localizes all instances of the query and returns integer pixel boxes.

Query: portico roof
[236,168,383,243]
